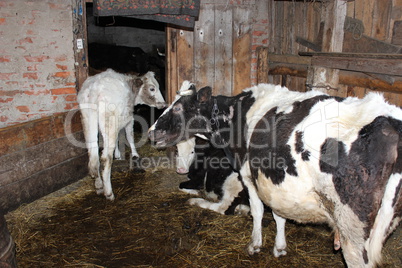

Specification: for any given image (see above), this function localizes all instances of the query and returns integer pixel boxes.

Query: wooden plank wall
[266,0,402,106]
[0,112,87,213]
[166,2,253,102]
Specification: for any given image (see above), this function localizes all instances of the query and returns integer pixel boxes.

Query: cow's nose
[157,102,167,109]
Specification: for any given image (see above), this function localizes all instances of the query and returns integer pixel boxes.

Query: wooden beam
[267,63,402,93]
[300,51,402,59]
[311,56,402,76]
[269,53,311,65]
[268,63,308,78]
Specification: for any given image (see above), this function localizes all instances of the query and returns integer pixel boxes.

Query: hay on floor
[5,142,402,267]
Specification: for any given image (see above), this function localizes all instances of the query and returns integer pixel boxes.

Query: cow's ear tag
[197,86,212,103]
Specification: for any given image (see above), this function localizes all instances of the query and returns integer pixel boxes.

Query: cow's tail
[79,103,100,179]
[366,174,401,267]
[365,118,402,267]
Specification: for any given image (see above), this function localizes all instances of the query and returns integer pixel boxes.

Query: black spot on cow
[295,131,310,161]
[392,180,402,207]
[363,248,369,264]
[250,95,339,185]
[320,116,400,238]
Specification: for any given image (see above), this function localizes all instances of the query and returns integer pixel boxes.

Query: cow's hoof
[273,246,287,257]
[188,198,203,205]
[247,244,261,255]
[96,188,104,195]
[105,193,115,201]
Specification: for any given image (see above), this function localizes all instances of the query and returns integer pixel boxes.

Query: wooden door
[166,3,252,103]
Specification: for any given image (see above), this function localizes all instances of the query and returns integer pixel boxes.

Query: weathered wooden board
[0,154,88,212]
[166,27,178,104]
[392,20,402,45]
[214,6,232,96]
[194,4,215,89]
[343,31,402,53]
[233,6,251,95]
[311,56,402,76]
[257,47,269,83]
[177,29,195,88]
[0,111,87,212]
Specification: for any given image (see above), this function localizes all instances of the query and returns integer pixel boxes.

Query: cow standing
[78,69,166,200]
[148,83,402,267]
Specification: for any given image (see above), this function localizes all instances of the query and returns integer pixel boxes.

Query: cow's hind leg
[273,212,287,257]
[98,110,118,201]
[240,165,264,255]
[79,104,102,194]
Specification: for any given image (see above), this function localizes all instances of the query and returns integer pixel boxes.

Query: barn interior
[1,0,402,267]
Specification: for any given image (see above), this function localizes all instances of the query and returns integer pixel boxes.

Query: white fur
[176,137,196,174]
[78,69,166,200]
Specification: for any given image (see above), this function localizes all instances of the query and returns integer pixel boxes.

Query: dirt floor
[5,143,402,268]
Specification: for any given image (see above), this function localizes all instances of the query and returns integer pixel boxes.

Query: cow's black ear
[197,86,212,103]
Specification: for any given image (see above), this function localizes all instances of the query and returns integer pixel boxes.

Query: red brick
[23,72,38,79]
[56,64,67,70]
[0,90,20,96]
[54,55,67,61]
[253,31,265,37]
[0,98,13,103]
[27,64,38,71]
[51,87,76,95]
[16,106,30,113]
[24,55,49,62]
[5,81,18,87]
[18,37,33,45]
[0,56,10,62]
[65,94,77,102]
[64,103,78,110]
[0,115,8,122]
[0,18,5,25]
[0,73,16,80]
[24,89,50,96]
[53,71,70,78]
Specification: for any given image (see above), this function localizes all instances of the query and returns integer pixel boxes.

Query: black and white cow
[149,83,402,267]
[78,69,166,200]
[176,136,250,215]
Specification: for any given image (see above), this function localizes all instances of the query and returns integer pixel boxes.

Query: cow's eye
[149,87,155,92]
[173,106,182,112]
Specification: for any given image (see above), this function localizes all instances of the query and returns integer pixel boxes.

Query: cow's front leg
[125,120,139,159]
[273,212,287,257]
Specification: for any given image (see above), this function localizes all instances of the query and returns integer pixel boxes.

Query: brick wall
[0,0,87,212]
[0,0,77,127]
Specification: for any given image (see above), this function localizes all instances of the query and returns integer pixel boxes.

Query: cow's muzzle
[156,102,167,109]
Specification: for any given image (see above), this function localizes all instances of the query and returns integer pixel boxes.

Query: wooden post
[257,47,269,84]
[73,0,89,90]
[308,0,346,94]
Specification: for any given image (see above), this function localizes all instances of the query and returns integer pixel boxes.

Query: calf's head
[176,137,196,174]
[148,86,213,148]
[135,71,166,109]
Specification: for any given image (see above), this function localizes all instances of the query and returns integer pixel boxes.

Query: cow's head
[175,137,196,174]
[148,85,213,148]
[135,71,166,109]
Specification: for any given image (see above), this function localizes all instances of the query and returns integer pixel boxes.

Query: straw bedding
[5,143,402,268]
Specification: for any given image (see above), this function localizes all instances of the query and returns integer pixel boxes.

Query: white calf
[78,69,166,200]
